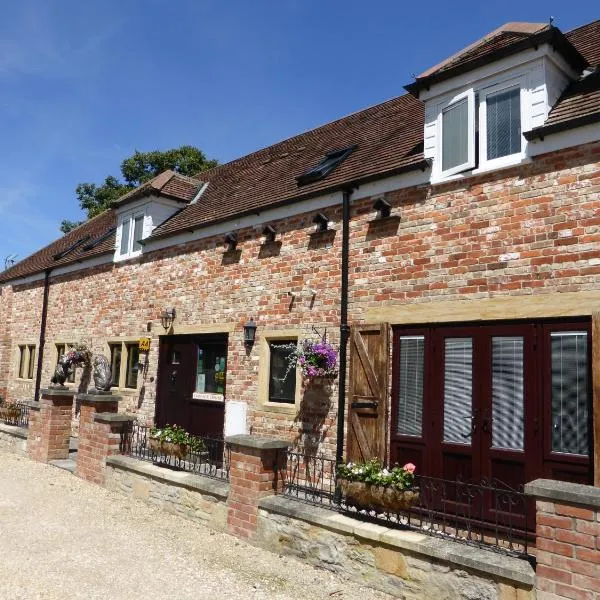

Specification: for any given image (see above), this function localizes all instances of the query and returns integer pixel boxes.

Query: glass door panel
[491,336,524,451]
[443,338,473,445]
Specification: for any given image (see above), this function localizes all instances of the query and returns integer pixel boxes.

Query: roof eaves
[405,26,587,96]
[147,158,429,243]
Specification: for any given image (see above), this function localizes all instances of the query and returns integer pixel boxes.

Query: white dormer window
[118,212,145,259]
[441,89,476,176]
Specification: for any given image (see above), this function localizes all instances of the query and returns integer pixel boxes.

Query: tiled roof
[406,23,587,94]
[0,210,117,283]
[2,19,599,283]
[0,172,200,283]
[150,93,426,239]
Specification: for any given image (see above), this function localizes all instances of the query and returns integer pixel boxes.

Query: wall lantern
[243,318,257,347]
[160,307,176,331]
[373,197,391,219]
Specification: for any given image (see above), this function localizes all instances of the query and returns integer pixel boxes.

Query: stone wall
[525,479,600,600]
[0,423,27,456]
[0,140,599,455]
[105,455,229,531]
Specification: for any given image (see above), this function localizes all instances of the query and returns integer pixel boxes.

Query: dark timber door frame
[347,323,389,463]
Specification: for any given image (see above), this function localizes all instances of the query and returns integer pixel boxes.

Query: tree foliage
[60,145,217,233]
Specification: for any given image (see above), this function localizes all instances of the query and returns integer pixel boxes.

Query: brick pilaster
[75,392,130,484]
[225,434,289,539]
[526,479,600,600]
[27,388,75,462]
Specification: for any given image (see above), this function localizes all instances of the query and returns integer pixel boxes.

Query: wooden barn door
[347,323,390,463]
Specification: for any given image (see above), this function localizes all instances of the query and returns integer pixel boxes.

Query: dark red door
[156,339,196,429]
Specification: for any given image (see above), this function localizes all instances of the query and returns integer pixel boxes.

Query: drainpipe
[34,269,51,402]
[335,188,353,476]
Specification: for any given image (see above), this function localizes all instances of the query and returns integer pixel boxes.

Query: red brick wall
[535,499,600,600]
[1,141,599,454]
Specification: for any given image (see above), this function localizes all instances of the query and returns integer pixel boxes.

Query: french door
[390,320,592,491]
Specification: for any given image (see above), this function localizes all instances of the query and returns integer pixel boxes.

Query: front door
[156,334,227,438]
[391,320,592,491]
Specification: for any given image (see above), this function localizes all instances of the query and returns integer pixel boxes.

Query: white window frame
[117,210,145,259]
[437,88,476,178]
[477,77,526,172]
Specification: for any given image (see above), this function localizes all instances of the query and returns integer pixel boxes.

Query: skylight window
[82,227,117,252]
[296,145,357,186]
[53,236,91,261]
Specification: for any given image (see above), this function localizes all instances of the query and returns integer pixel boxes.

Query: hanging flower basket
[339,480,420,512]
[148,424,205,461]
[337,460,419,513]
[282,338,339,381]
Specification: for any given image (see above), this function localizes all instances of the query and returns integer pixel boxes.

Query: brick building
[1,17,600,495]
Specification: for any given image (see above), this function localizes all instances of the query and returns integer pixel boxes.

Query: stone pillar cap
[40,387,77,397]
[94,413,136,424]
[77,392,123,403]
[225,434,290,450]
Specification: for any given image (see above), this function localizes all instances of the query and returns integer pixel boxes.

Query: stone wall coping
[525,478,600,509]
[225,434,290,450]
[0,422,28,439]
[106,455,230,500]
[40,388,77,397]
[26,401,41,411]
[77,393,123,403]
[94,413,136,424]
[258,495,535,587]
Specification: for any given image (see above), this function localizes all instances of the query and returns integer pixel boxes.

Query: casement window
[108,341,140,389]
[17,345,36,380]
[268,341,296,404]
[55,344,75,383]
[437,80,524,178]
[118,212,145,259]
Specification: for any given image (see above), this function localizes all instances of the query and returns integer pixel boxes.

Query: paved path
[0,451,391,600]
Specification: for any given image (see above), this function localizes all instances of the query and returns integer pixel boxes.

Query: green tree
[61,145,217,233]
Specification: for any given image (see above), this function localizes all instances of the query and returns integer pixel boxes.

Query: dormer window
[118,212,145,259]
[482,84,521,161]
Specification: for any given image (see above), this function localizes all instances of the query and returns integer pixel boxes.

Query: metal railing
[276,450,532,560]
[122,421,230,481]
[0,400,30,428]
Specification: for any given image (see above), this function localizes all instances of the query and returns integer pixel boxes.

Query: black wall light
[313,213,329,232]
[225,232,238,252]
[374,198,391,219]
[160,307,176,331]
[243,318,257,347]
[262,224,276,243]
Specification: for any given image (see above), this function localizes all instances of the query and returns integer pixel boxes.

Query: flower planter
[0,405,21,422]
[339,479,420,513]
[149,438,188,460]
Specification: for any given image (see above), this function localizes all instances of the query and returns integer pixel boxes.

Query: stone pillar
[225,434,289,539]
[525,479,600,600]
[27,388,76,463]
[76,391,130,484]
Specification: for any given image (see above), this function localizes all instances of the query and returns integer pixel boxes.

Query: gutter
[33,269,51,402]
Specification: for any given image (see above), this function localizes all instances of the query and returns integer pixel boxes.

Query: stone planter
[149,438,188,460]
[339,479,420,513]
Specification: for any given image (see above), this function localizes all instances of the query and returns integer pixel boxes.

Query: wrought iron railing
[122,421,230,481]
[276,450,533,560]
[0,400,30,428]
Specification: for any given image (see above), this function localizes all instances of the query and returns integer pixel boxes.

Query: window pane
[27,346,36,380]
[110,344,122,387]
[269,341,296,403]
[551,332,589,455]
[18,346,26,379]
[196,343,227,394]
[492,336,524,450]
[442,98,469,171]
[443,338,473,444]
[120,219,130,255]
[126,344,139,389]
[487,87,521,160]
[132,216,144,252]
[396,336,424,437]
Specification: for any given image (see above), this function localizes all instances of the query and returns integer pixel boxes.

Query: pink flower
[403,462,416,474]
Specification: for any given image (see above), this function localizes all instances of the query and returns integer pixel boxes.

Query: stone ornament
[50,343,112,392]
[92,354,112,392]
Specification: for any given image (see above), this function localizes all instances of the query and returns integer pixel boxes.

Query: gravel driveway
[0,451,391,600]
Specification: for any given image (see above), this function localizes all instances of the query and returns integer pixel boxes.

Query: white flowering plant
[149,424,205,453]
[337,459,416,490]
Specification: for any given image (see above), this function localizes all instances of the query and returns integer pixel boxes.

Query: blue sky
[0,0,597,268]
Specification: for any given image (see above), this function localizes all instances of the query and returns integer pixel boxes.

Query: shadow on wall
[292,379,335,456]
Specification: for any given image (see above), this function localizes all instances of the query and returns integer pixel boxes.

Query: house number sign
[138,337,151,352]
